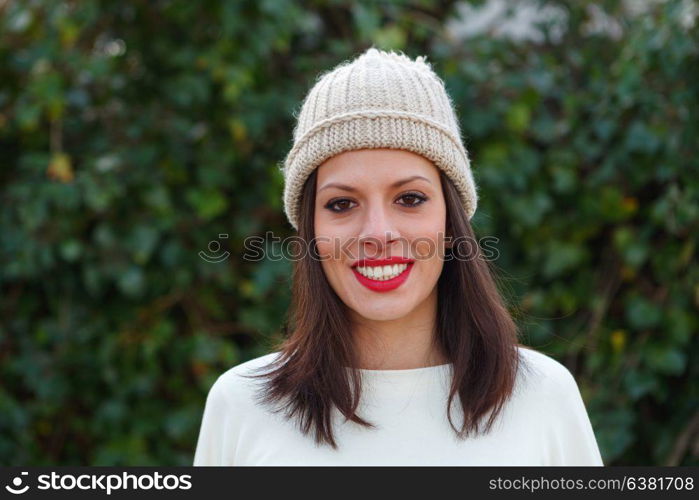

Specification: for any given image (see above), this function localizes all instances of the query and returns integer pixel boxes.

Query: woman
[193,47,604,466]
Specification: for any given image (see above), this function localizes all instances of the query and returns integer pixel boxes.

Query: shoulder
[509,346,591,429]
[515,345,581,399]
[221,351,282,380]
[514,346,603,465]
[206,351,282,407]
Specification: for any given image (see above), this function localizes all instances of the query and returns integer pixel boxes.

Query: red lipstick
[351,257,415,292]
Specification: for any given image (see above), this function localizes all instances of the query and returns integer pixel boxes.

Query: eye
[398,192,428,207]
[324,198,357,213]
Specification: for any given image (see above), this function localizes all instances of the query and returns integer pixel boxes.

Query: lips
[351,257,415,292]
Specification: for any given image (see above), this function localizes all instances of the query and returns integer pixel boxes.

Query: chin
[349,301,414,322]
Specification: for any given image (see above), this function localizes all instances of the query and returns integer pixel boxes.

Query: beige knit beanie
[280,46,478,232]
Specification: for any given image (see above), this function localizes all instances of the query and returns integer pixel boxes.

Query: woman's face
[314,148,448,322]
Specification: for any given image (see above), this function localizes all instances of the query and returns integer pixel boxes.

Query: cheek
[314,231,351,275]
[315,219,357,259]
[315,235,333,259]
[414,238,435,260]
[410,228,444,260]
[409,233,446,283]
[410,211,446,258]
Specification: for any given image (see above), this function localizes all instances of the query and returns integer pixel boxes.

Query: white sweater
[193,346,604,466]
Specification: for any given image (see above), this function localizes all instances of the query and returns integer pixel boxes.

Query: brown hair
[244,166,528,449]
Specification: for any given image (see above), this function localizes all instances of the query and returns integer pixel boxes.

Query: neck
[350,287,447,370]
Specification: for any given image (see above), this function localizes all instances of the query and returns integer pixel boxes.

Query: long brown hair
[244,165,528,449]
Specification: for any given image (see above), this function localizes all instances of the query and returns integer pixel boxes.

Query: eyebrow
[318,175,432,193]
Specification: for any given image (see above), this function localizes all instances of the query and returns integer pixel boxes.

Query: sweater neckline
[356,362,452,373]
[348,362,454,380]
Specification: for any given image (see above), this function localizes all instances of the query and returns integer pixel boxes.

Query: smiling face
[314,148,448,323]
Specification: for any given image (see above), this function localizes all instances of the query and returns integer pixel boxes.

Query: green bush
[0,0,696,465]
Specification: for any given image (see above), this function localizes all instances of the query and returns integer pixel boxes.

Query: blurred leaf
[186,188,229,220]
[46,153,73,183]
[625,294,663,330]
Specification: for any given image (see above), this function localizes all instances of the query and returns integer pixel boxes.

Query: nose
[357,200,401,254]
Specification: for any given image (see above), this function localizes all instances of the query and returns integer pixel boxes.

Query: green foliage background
[1,0,697,465]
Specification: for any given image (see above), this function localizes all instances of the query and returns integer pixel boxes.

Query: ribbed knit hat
[280,46,478,232]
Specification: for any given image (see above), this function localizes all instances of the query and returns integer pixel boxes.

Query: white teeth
[356,263,409,281]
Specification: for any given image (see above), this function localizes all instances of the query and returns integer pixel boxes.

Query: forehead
[317,148,438,183]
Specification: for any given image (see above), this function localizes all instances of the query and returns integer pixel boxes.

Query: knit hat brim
[282,111,478,232]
